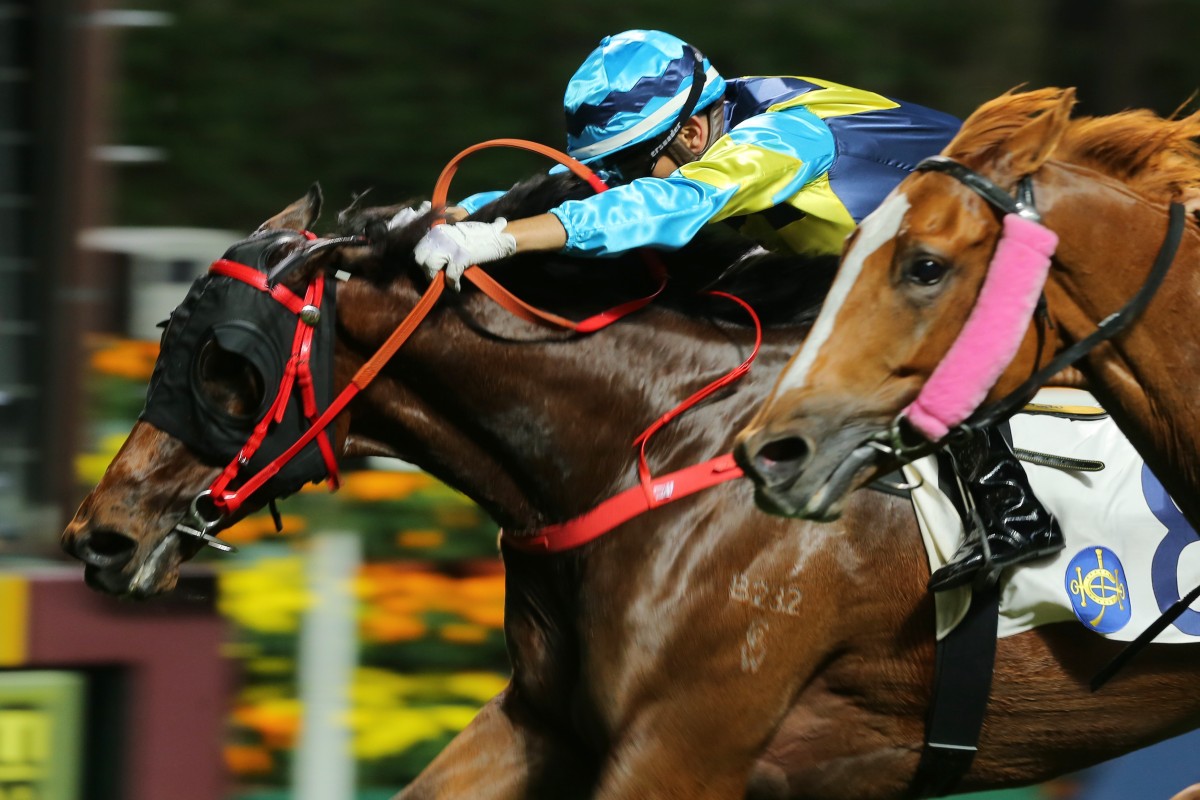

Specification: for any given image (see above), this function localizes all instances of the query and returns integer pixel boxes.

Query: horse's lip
[84,531,183,598]
[749,441,880,520]
[752,483,801,517]
[803,442,881,519]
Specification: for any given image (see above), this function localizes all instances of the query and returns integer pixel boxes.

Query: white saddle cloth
[908,388,1200,643]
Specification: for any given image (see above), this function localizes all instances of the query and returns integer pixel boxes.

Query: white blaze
[774,192,911,393]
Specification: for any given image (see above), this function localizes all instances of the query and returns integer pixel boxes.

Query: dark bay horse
[735,88,1200,534]
[61,172,1200,798]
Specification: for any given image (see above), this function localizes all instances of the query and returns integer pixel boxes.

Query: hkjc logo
[1065,546,1131,634]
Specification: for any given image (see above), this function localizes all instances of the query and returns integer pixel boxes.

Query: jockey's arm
[507,214,568,253]
[412,107,834,282]
[544,110,833,256]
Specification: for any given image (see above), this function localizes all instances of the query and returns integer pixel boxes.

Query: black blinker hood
[139,230,338,509]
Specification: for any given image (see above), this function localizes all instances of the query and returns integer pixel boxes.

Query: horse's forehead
[773,191,911,394]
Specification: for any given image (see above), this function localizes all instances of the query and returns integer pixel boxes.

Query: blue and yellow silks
[550,76,959,258]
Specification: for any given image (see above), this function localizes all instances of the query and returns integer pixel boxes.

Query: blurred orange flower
[224,744,273,776]
[361,612,427,642]
[356,564,506,642]
[231,699,302,749]
[395,530,445,549]
[222,513,306,545]
[339,471,435,502]
[90,337,160,382]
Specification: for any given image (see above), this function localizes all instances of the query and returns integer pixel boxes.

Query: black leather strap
[915,157,1186,437]
[911,584,1000,797]
[910,453,1001,797]
[969,201,1185,431]
[918,156,1029,218]
[646,46,708,162]
[1092,579,1200,691]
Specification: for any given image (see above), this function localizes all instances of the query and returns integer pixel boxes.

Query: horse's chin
[84,532,185,599]
[754,442,881,521]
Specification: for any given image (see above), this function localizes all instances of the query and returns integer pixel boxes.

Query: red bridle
[180,139,757,552]
[205,253,342,509]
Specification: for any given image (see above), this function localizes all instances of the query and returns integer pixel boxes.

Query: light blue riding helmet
[564,30,727,166]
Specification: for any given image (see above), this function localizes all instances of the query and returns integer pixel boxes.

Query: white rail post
[294,531,361,800]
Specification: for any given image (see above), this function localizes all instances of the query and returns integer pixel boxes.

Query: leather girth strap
[910,452,1000,798]
[912,584,999,797]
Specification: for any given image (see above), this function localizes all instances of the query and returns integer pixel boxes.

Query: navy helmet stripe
[566,50,697,138]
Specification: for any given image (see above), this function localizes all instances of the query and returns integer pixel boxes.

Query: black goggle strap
[205,260,340,517]
[646,46,708,164]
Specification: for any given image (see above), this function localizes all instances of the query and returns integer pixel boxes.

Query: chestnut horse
[62,172,1200,799]
[735,88,1200,535]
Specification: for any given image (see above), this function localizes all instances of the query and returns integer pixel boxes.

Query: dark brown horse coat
[62,175,1200,799]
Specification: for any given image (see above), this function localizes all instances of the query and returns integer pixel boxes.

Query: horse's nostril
[72,528,137,569]
[756,436,811,469]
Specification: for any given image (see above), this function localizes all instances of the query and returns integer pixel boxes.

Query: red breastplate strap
[503,290,761,553]
[502,454,745,553]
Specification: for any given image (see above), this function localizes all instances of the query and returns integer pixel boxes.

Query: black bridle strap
[918,155,1040,220]
[914,155,1187,434]
[966,200,1186,431]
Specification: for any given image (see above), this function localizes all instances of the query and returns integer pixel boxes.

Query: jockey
[413,29,1062,591]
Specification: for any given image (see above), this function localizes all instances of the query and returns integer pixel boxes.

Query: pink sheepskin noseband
[902,213,1059,441]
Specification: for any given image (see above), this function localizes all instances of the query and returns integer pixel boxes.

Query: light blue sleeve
[550,176,737,256]
[549,106,834,256]
[457,190,508,215]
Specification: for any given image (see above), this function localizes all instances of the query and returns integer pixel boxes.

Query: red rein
[207,139,757,551]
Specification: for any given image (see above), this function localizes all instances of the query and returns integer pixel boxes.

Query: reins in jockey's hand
[427,140,760,552]
[163,138,759,552]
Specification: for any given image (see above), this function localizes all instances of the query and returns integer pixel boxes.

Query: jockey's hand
[413,219,517,290]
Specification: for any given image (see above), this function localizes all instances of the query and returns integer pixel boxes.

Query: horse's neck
[1039,161,1200,524]
[341,280,799,529]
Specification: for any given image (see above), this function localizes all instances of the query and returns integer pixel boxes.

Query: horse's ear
[1001,88,1076,177]
[257,183,323,233]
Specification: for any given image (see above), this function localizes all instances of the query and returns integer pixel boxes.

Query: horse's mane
[340,171,839,328]
[947,87,1200,204]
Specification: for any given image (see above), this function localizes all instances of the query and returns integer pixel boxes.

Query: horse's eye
[905,257,949,286]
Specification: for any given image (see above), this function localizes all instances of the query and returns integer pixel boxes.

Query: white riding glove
[413,218,517,290]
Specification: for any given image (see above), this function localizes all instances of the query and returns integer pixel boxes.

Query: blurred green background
[108,0,1200,229]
